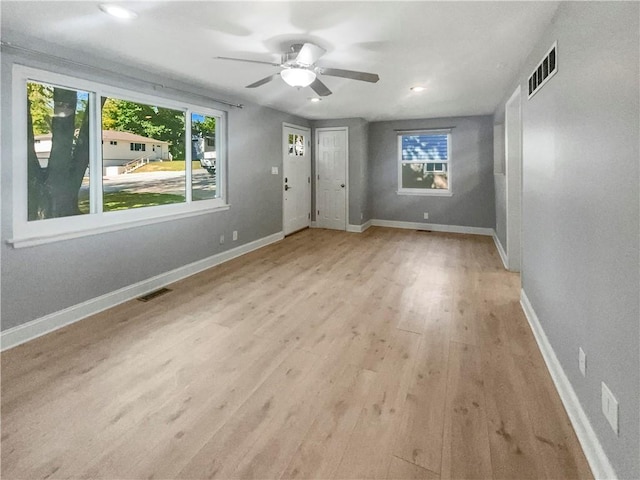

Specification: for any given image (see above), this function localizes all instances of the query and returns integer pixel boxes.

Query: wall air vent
[528,42,557,99]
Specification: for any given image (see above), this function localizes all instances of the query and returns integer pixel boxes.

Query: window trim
[10,64,228,248]
[397,130,453,196]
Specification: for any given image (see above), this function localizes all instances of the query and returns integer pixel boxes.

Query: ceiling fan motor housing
[282,43,304,66]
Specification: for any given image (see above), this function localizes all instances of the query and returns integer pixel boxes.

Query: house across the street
[34,130,171,174]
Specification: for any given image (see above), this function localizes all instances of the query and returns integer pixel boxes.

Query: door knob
[340,184,345,188]
[285,185,292,191]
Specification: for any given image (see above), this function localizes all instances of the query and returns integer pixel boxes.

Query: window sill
[396,190,453,197]
[8,203,230,249]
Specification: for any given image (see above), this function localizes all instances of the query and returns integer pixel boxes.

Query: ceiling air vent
[528,42,557,99]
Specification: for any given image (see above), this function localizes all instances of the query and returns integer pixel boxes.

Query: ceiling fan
[215,42,380,97]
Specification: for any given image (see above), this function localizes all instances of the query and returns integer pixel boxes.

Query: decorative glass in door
[288,134,305,156]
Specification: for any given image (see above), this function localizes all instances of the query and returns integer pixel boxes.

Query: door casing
[505,85,522,272]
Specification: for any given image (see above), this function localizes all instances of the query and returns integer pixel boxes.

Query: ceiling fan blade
[309,78,332,97]
[318,67,380,83]
[296,43,326,66]
[215,56,281,67]
[246,74,279,88]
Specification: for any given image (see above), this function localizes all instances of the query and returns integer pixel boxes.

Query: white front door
[316,128,348,230]
[283,124,311,236]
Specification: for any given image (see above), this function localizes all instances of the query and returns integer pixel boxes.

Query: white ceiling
[1,1,559,121]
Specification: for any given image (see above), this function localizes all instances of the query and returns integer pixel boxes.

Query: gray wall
[500,2,639,478]
[368,116,495,228]
[0,43,309,332]
[312,118,369,225]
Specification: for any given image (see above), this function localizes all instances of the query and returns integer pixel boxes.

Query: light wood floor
[1,227,592,480]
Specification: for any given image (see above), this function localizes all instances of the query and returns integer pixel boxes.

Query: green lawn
[134,161,204,173]
[79,192,185,213]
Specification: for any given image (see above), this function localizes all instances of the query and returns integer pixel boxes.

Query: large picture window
[12,65,227,247]
[398,131,451,195]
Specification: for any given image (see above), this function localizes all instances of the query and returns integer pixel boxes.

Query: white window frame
[10,65,228,248]
[397,130,453,196]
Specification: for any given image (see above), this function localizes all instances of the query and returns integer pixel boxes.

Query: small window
[398,131,451,195]
[129,142,146,151]
[288,133,305,156]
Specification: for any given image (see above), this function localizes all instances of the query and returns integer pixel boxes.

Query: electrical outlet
[219,234,225,245]
[579,347,586,377]
[271,166,278,175]
[423,212,429,220]
[232,230,238,241]
[601,382,619,435]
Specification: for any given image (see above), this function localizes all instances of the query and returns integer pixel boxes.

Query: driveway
[81,170,216,196]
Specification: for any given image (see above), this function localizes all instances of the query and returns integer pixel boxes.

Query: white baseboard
[492,231,509,269]
[1,232,284,351]
[520,290,617,480]
[371,219,493,236]
[346,220,371,233]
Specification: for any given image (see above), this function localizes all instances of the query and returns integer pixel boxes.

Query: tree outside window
[27,81,94,220]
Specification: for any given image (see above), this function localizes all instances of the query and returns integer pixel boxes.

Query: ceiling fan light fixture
[309,97,322,103]
[281,68,316,88]
[410,86,426,92]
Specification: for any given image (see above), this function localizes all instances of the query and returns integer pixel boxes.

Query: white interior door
[505,86,522,272]
[316,128,348,230]
[283,124,311,235]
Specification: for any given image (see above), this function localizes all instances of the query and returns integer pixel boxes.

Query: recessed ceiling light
[309,98,322,103]
[410,86,426,92]
[99,4,138,20]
